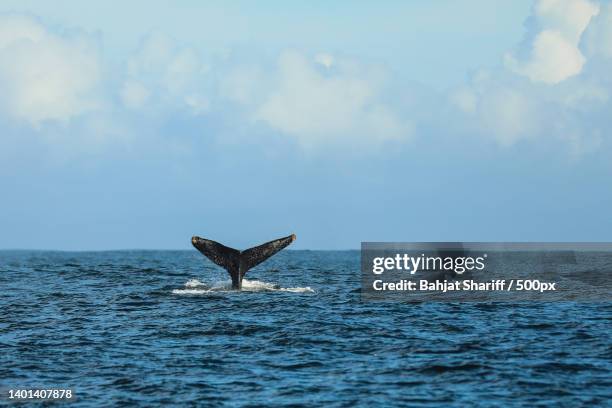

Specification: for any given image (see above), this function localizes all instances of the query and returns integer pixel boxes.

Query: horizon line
[0,248,360,252]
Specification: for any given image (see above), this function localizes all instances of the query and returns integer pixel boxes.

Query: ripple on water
[0,250,610,406]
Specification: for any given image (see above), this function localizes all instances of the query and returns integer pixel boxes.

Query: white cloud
[448,0,612,154]
[505,0,599,84]
[184,94,209,115]
[120,80,150,109]
[314,53,334,68]
[451,71,541,145]
[449,87,477,114]
[252,50,411,146]
[505,30,586,84]
[219,65,267,106]
[1,5,610,158]
[478,86,540,146]
[582,3,612,59]
[535,0,599,43]
[0,13,102,125]
[121,32,209,115]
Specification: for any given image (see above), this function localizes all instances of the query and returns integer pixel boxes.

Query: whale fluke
[191,234,296,290]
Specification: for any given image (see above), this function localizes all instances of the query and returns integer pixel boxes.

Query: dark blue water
[1,251,611,406]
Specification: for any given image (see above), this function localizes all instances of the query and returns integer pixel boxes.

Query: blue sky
[1,0,611,250]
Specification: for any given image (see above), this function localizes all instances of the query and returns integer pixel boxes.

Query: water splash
[172,278,314,295]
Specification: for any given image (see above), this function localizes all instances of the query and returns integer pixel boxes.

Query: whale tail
[191,234,296,290]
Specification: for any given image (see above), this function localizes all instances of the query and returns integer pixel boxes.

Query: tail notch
[191,234,296,290]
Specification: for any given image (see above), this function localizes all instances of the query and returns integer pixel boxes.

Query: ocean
[1,250,610,406]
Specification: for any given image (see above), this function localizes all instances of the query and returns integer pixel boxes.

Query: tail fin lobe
[241,234,296,271]
[191,236,241,287]
[191,234,296,290]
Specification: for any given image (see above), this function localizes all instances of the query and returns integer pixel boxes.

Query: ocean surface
[1,250,611,407]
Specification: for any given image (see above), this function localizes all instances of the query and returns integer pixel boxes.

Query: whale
[191,234,296,290]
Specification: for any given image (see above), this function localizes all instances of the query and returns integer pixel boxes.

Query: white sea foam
[172,278,314,295]
[185,279,208,288]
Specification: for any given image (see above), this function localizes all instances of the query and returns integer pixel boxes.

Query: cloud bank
[0,13,102,125]
[451,0,611,151]
[120,32,210,115]
[1,1,612,156]
[505,0,599,84]
[252,51,411,147]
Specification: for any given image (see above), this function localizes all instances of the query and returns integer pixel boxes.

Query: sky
[0,0,611,250]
